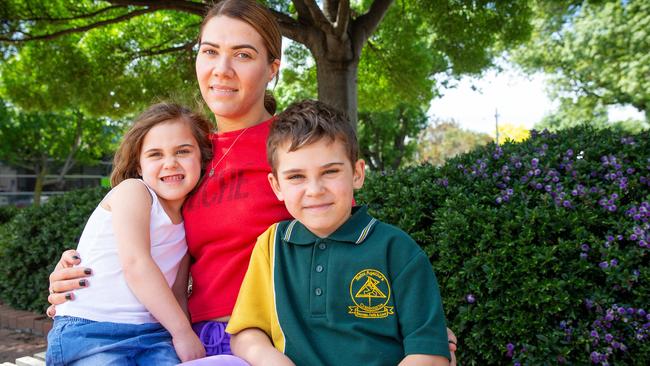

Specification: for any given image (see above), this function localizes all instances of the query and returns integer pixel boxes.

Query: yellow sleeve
[226,223,286,352]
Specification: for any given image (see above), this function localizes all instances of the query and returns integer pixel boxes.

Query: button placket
[310,239,329,315]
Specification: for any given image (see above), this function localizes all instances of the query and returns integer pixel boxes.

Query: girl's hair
[198,0,282,115]
[110,102,213,187]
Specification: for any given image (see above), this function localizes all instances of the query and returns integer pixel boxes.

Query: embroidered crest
[348,269,394,319]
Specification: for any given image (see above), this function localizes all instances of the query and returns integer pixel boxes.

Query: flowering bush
[358,126,649,364]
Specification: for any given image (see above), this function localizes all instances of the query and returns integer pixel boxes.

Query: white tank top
[57,180,187,324]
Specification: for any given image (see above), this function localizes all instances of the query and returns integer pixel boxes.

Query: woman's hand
[46,249,92,317]
[447,328,457,366]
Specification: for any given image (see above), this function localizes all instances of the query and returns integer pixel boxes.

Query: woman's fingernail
[72,255,80,260]
[65,293,73,301]
[79,279,87,287]
[84,268,92,275]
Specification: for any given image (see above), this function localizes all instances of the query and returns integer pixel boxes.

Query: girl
[46,103,211,365]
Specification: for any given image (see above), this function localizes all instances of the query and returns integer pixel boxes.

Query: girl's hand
[172,329,206,362]
[46,250,92,317]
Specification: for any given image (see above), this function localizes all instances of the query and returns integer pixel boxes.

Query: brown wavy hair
[110,102,213,187]
[267,99,358,175]
[198,0,282,114]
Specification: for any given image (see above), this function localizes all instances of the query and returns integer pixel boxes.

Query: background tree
[513,0,650,125]
[0,0,533,127]
[0,100,123,206]
[416,119,492,166]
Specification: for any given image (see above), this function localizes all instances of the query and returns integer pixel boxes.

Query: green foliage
[0,2,200,117]
[358,104,428,171]
[0,205,19,224]
[513,0,650,122]
[416,120,493,166]
[358,126,650,364]
[0,187,108,312]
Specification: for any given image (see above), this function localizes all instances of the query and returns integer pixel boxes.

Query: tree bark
[315,57,359,128]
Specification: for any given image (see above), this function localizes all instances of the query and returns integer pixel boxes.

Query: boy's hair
[267,99,358,174]
[110,102,213,187]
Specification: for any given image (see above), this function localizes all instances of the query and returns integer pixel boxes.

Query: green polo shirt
[227,206,450,365]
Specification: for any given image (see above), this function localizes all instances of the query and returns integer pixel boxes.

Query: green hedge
[358,126,649,365]
[0,187,107,312]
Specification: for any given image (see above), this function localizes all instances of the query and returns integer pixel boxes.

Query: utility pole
[494,108,500,145]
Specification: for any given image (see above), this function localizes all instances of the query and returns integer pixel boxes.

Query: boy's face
[268,138,365,238]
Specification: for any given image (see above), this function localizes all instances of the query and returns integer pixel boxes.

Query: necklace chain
[208,127,250,177]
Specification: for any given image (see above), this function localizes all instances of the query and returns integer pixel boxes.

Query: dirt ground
[0,327,47,362]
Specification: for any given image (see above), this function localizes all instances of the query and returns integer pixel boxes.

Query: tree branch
[0,8,154,43]
[350,0,394,55]
[333,0,350,38]
[294,0,334,34]
[9,5,125,22]
[270,8,309,45]
[106,0,208,16]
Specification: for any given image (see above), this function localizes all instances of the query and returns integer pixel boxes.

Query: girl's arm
[399,355,449,366]
[230,328,295,366]
[110,179,204,362]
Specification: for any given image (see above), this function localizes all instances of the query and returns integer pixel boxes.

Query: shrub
[0,187,108,312]
[0,205,19,224]
[358,126,649,365]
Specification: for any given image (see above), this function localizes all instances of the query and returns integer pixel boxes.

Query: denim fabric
[46,316,179,365]
[192,321,232,356]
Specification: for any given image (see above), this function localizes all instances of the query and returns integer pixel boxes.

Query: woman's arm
[230,328,295,366]
[171,253,191,320]
[111,180,204,362]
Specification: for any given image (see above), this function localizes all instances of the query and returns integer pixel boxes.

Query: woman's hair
[110,102,213,187]
[198,0,282,115]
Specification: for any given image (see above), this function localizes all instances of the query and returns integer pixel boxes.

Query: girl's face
[138,120,202,211]
[196,16,280,131]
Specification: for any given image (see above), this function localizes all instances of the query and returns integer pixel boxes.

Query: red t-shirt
[182,118,291,322]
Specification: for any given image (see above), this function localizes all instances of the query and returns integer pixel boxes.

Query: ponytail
[264,90,277,115]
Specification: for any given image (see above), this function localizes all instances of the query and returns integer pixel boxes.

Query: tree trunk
[315,58,359,128]
[33,164,47,207]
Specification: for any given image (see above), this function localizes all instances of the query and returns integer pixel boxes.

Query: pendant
[209,168,214,177]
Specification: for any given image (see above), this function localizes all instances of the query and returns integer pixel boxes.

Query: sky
[428,63,645,135]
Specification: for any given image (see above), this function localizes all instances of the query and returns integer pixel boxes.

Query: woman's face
[196,16,280,128]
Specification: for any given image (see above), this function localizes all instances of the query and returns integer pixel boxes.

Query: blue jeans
[46,316,180,365]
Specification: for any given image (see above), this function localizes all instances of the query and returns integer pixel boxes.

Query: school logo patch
[348,269,394,319]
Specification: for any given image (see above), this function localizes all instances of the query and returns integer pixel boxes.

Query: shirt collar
[282,205,378,246]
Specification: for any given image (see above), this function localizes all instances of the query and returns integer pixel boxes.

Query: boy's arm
[399,354,449,366]
[171,253,191,320]
[231,328,295,366]
[110,180,204,362]
[393,250,451,362]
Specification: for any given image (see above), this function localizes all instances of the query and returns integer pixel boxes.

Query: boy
[226,100,451,366]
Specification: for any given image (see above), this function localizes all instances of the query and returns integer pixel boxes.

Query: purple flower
[563,200,571,208]
[506,343,515,352]
[466,294,476,304]
[581,244,590,251]
[599,261,609,269]
[610,259,618,267]
[580,253,588,260]
[638,309,646,317]
[590,352,600,363]
[590,330,599,338]
[617,307,626,315]
[605,333,613,342]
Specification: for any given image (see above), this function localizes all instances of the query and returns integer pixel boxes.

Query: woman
[47,0,457,363]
